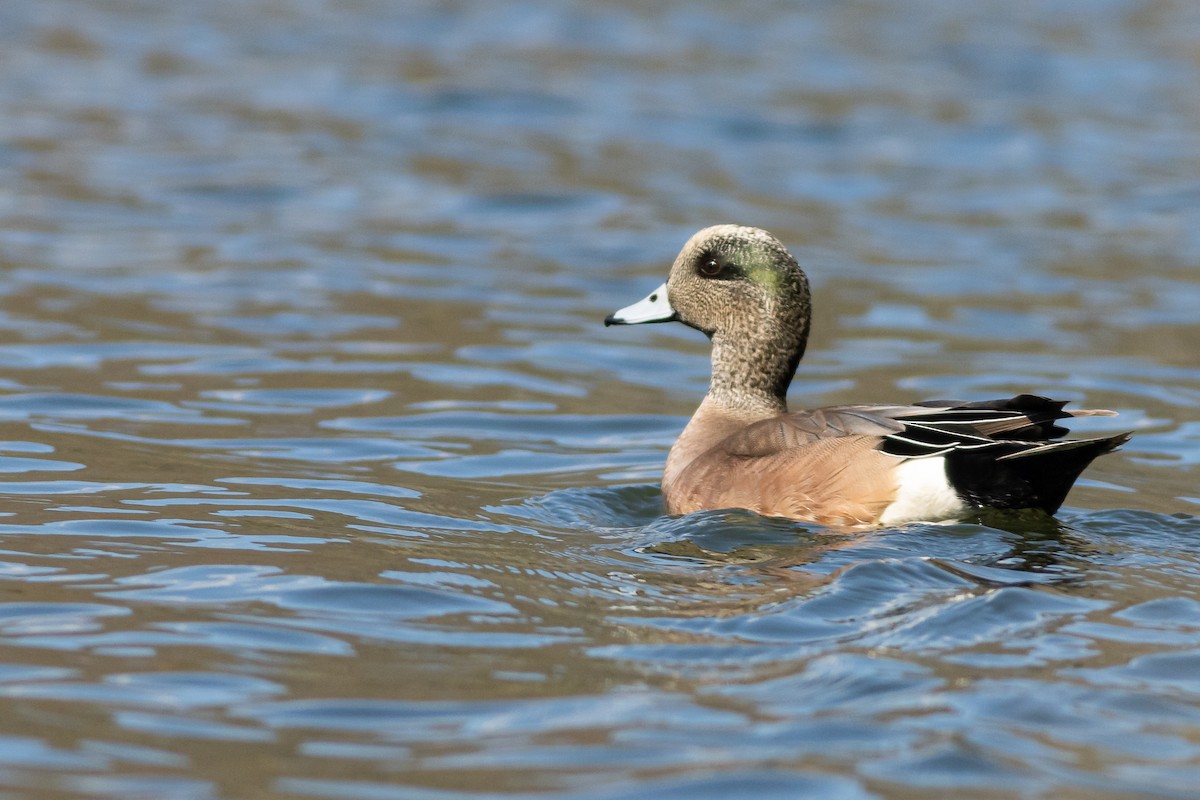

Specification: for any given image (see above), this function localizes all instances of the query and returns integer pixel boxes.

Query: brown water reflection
[0,1,1199,798]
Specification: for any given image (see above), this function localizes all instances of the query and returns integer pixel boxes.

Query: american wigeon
[606,225,1130,527]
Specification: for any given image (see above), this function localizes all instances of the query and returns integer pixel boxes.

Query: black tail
[945,432,1130,515]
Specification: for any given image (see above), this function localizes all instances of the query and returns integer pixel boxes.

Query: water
[0,0,1199,797]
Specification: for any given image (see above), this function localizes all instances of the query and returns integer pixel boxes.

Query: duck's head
[606,225,810,338]
[606,225,813,405]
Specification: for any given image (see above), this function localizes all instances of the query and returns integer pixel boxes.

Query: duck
[605,224,1130,528]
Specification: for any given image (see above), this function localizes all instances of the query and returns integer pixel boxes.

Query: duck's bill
[604,283,678,326]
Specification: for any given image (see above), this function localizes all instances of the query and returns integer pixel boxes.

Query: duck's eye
[698,258,722,277]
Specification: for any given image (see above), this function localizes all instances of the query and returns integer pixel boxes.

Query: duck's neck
[663,328,803,494]
[705,328,801,415]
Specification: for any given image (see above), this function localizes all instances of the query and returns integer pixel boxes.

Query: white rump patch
[878,457,968,526]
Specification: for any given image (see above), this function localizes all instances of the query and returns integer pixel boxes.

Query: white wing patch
[879,457,968,526]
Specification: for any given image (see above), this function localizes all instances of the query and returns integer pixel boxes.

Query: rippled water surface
[1,1,1200,797]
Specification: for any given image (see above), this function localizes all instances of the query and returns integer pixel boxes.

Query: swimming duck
[606,224,1129,527]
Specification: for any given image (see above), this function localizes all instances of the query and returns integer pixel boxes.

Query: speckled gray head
[606,225,814,404]
[606,224,811,342]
